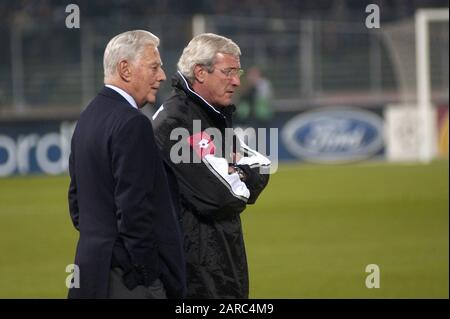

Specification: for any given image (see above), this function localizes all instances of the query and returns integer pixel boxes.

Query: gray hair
[177,33,241,83]
[103,30,160,81]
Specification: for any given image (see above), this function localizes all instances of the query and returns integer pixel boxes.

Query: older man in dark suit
[68,30,185,299]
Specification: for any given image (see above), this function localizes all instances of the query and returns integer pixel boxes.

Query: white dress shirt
[105,84,138,109]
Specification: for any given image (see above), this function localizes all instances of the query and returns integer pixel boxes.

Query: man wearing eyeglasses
[152,33,271,298]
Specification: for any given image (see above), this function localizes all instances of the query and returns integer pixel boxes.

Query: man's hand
[228,164,247,181]
[133,264,153,287]
[231,152,243,163]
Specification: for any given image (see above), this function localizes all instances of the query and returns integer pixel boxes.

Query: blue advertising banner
[0,107,385,177]
[280,107,385,163]
[236,106,385,163]
[0,120,76,177]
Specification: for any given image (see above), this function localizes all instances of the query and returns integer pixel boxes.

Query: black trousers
[107,268,167,299]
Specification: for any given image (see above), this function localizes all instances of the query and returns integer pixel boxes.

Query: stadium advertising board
[437,105,449,157]
[281,107,385,163]
[1,107,387,177]
[0,121,75,177]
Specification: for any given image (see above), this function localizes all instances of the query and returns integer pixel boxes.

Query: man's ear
[193,65,207,84]
[117,60,132,82]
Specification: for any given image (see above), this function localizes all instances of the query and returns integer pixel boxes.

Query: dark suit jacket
[68,86,186,298]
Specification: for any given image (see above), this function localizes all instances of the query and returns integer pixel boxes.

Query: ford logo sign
[282,108,384,163]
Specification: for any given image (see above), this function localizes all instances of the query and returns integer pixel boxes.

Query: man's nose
[159,68,167,81]
[230,75,240,86]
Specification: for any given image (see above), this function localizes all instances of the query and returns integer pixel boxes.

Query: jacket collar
[104,85,138,109]
[99,86,130,103]
[172,71,236,121]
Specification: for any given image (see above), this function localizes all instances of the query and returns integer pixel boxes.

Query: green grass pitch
[0,160,448,298]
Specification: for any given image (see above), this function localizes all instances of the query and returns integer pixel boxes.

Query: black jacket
[68,86,186,298]
[152,72,270,298]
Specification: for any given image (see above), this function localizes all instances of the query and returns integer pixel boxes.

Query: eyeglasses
[216,68,245,79]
